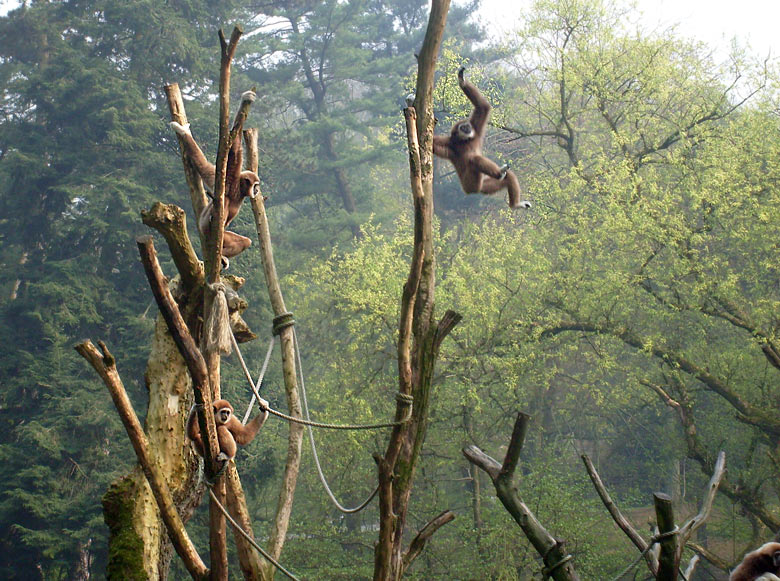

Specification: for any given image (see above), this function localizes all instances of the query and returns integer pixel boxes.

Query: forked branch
[463,413,580,581]
[75,340,208,580]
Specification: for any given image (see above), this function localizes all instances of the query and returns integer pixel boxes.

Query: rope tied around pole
[541,554,574,578]
[607,526,682,581]
[272,312,295,336]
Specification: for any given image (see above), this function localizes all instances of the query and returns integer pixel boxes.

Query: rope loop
[542,554,574,578]
[396,393,414,406]
[272,312,295,336]
[651,527,679,542]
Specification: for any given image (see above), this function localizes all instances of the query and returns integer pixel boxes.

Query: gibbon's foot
[221,256,230,270]
[498,163,509,180]
[170,121,191,136]
[404,93,416,108]
[518,200,532,209]
[215,452,230,477]
[241,90,256,103]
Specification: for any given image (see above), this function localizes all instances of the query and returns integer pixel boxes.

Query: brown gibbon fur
[730,542,780,581]
[170,90,260,266]
[186,398,268,463]
[432,67,525,209]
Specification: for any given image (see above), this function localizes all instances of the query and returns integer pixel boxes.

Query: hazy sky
[480,0,780,57]
[1,0,777,57]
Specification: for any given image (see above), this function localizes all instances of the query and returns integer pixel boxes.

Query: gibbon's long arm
[186,405,206,457]
[224,90,256,201]
[170,122,217,191]
[433,135,452,159]
[458,67,491,136]
[229,404,268,446]
[170,90,255,199]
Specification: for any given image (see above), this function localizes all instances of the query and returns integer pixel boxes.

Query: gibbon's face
[453,120,475,141]
[214,405,232,425]
[239,172,261,199]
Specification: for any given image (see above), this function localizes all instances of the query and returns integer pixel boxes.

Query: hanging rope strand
[293,327,379,514]
[232,335,276,424]
[207,486,301,581]
[229,332,412,430]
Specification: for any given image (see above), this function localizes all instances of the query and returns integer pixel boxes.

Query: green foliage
[0,0,237,576]
[2,0,779,577]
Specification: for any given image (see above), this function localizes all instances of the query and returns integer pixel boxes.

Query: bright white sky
[480,0,780,58]
[0,0,777,57]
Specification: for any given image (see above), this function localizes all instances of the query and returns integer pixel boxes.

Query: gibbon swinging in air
[170,90,260,269]
[431,67,530,209]
[187,398,269,465]
[730,542,780,581]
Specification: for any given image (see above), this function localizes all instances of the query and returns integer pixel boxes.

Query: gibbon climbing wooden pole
[244,128,305,580]
[202,25,244,581]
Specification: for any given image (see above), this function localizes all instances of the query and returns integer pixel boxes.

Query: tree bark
[373,3,459,579]
[98,253,205,579]
[654,493,678,581]
[463,413,580,581]
[76,340,208,580]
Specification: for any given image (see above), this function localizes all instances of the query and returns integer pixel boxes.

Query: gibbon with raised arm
[730,542,780,581]
[170,90,260,268]
[187,398,268,464]
[432,67,528,209]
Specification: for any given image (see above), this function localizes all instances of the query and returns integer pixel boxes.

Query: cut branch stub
[141,202,204,291]
[653,493,678,581]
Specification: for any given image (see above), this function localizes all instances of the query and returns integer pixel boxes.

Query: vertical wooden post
[654,493,679,581]
[245,128,305,580]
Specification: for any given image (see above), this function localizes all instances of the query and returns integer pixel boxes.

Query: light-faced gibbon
[187,398,268,464]
[170,90,260,268]
[432,67,529,209]
[730,542,780,581]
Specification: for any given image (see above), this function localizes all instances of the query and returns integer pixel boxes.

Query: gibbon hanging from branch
[170,90,260,268]
[431,67,530,209]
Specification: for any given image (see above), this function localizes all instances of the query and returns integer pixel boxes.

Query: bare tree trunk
[373,3,459,579]
[9,251,28,300]
[464,414,580,581]
[101,310,203,580]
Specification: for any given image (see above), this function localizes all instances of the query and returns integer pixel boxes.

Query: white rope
[227,328,388,513]
[207,486,300,581]
[293,327,379,514]
[231,335,276,424]
[231,333,408,429]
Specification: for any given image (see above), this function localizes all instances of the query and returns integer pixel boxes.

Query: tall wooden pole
[245,129,305,581]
